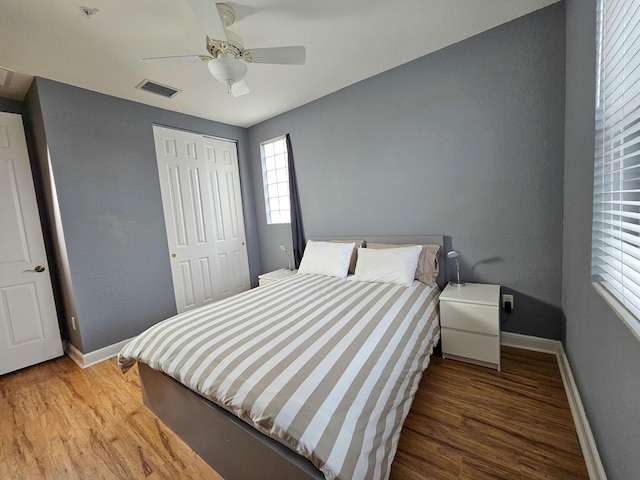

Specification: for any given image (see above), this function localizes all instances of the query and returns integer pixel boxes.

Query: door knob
[34,265,45,273]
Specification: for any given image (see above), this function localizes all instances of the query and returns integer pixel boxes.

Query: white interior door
[0,112,62,375]
[154,126,250,313]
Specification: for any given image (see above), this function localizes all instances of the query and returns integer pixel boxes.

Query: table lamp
[280,245,293,271]
[446,250,465,286]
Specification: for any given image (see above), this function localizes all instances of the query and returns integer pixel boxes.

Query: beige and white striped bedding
[118,273,440,480]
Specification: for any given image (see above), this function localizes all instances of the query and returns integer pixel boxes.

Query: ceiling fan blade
[187,0,228,41]
[248,46,306,65]
[231,78,250,97]
[141,55,211,66]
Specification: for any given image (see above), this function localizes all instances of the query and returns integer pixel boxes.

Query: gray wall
[0,97,23,114]
[248,4,566,339]
[564,1,640,478]
[23,78,260,353]
[24,81,84,349]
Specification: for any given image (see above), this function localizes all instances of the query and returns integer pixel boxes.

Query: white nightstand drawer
[440,301,499,335]
[441,328,500,365]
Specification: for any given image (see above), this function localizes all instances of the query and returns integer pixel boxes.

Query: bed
[119,235,447,480]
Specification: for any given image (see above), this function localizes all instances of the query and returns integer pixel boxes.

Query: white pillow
[351,245,422,286]
[297,240,355,278]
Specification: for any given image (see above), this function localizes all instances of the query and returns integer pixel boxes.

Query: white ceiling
[0,0,559,128]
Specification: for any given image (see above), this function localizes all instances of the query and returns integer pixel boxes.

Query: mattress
[119,273,440,480]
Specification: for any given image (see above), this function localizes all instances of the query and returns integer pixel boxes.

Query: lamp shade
[207,56,247,85]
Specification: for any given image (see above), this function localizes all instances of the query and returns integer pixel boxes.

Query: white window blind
[260,136,290,224]
[592,0,640,335]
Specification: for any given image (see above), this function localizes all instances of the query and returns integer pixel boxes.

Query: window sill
[592,282,640,342]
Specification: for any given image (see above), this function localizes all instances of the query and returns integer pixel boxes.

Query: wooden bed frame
[138,235,448,480]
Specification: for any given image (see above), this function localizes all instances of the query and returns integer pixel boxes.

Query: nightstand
[258,268,298,286]
[439,282,501,371]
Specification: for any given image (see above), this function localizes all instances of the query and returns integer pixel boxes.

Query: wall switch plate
[502,294,514,310]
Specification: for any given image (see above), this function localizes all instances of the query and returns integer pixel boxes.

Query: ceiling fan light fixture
[146,2,303,97]
[207,56,247,93]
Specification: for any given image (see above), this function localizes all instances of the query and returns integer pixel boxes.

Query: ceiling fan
[141,1,306,97]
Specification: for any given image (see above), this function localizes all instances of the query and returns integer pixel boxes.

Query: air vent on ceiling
[136,79,181,98]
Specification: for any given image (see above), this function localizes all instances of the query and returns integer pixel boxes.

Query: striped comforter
[118,273,440,480]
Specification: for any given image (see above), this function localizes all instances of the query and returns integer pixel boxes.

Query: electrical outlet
[502,294,514,310]
[71,316,77,330]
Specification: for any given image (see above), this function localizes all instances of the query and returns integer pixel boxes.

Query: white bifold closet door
[153,126,250,313]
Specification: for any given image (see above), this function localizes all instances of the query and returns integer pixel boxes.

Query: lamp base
[450,282,465,287]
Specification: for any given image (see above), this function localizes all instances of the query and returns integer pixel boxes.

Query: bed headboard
[311,235,450,289]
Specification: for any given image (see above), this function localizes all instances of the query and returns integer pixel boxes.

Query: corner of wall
[22,80,83,353]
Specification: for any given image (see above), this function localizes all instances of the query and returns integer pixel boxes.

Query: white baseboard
[501,331,561,354]
[501,332,607,480]
[63,337,135,369]
[556,346,608,480]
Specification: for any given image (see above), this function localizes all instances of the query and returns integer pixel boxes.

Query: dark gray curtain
[286,134,305,268]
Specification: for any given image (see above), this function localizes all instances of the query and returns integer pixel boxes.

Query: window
[260,136,290,224]
[592,0,640,340]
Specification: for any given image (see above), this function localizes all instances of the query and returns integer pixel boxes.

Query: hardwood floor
[391,347,589,479]
[0,355,219,480]
[0,347,588,479]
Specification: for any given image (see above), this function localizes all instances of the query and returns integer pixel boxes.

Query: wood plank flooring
[0,355,220,480]
[0,346,588,479]
[391,347,589,479]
